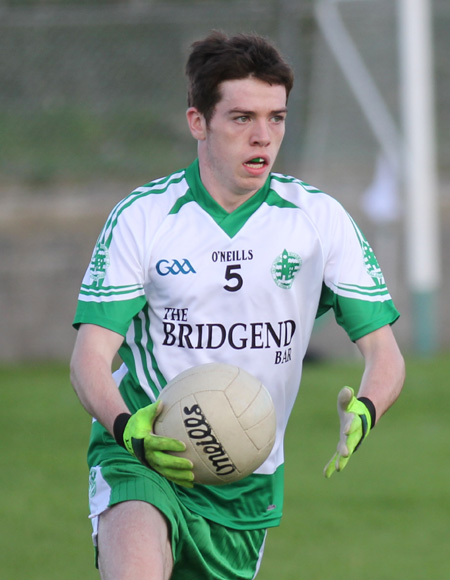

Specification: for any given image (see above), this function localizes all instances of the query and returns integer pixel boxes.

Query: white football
[153,363,276,486]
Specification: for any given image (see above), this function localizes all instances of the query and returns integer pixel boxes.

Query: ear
[186,107,207,141]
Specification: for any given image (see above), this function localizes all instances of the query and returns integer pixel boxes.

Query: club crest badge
[89,242,110,283]
[271,249,302,289]
[348,214,385,286]
[361,239,385,285]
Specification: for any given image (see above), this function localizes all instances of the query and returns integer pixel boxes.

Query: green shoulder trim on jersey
[168,187,197,216]
[271,173,323,194]
[184,159,272,238]
[86,171,188,289]
[265,188,299,209]
[98,170,187,250]
[317,283,400,342]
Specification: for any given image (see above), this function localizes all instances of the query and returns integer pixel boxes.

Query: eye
[271,114,286,124]
[234,115,250,123]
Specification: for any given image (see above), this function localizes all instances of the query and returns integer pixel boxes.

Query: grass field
[1,355,449,579]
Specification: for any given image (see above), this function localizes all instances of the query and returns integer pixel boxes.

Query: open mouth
[243,157,267,169]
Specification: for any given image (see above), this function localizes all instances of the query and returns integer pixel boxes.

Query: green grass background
[1,355,448,579]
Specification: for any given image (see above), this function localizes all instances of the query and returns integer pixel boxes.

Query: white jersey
[74,159,399,529]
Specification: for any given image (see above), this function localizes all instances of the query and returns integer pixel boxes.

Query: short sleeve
[317,206,399,341]
[73,196,148,336]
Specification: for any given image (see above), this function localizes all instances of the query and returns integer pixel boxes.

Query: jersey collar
[184,159,272,238]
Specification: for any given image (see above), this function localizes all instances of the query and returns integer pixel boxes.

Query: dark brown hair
[186,31,294,124]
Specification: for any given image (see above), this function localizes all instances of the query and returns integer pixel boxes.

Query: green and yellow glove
[113,402,194,488]
[324,387,376,479]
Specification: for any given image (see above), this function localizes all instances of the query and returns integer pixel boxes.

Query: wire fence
[1,1,449,188]
[0,1,311,187]
[0,0,449,360]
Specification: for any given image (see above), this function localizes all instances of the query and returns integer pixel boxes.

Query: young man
[70,31,405,580]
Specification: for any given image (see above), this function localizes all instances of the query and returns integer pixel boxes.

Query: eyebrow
[228,107,288,116]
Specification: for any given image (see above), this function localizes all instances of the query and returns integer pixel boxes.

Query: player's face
[187,77,287,211]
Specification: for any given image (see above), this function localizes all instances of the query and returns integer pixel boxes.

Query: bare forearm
[70,324,129,435]
[356,325,405,424]
[70,357,128,435]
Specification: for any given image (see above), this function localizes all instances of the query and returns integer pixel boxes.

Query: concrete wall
[1,180,448,363]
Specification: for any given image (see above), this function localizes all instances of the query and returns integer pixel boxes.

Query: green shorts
[88,430,267,580]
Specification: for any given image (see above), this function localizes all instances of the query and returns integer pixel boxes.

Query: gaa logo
[156,259,196,276]
[271,249,302,289]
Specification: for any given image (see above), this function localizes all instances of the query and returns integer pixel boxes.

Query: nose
[250,120,271,147]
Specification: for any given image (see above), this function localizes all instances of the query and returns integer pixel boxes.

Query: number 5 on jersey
[224,264,243,292]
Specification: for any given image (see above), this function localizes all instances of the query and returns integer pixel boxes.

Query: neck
[197,159,259,213]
